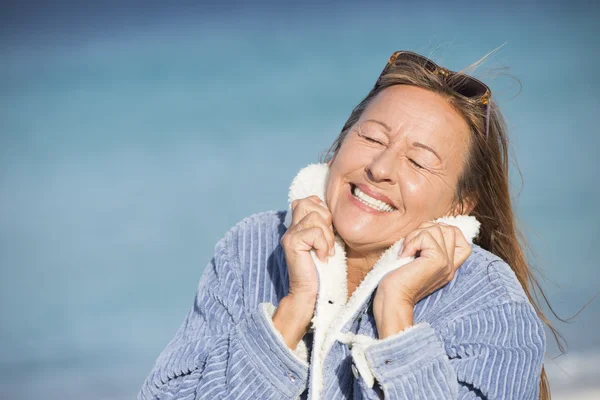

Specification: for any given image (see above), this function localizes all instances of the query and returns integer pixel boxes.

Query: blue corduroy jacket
[139,165,546,400]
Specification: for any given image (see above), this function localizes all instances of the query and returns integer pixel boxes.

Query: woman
[139,51,548,399]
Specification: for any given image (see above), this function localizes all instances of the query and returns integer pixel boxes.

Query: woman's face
[326,85,472,256]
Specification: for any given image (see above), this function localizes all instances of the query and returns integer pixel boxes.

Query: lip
[351,183,398,209]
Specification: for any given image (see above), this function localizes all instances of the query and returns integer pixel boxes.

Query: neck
[345,245,383,299]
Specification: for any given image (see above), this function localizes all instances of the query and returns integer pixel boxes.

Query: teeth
[352,186,395,212]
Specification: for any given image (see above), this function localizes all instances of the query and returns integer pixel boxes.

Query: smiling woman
[326,85,473,257]
[139,51,550,400]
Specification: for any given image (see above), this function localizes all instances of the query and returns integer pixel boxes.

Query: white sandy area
[546,349,600,399]
[553,389,600,400]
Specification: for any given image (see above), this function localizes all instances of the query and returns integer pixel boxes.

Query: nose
[365,148,398,185]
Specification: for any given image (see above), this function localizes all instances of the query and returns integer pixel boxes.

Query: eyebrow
[363,119,392,131]
[363,119,442,161]
[413,142,441,161]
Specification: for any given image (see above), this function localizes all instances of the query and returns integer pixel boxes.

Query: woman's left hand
[372,222,473,338]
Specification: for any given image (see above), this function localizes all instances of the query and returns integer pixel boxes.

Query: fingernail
[329,247,335,256]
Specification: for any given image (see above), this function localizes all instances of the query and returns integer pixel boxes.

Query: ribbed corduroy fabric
[138,210,546,400]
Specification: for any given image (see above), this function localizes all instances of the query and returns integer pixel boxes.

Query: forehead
[360,85,471,147]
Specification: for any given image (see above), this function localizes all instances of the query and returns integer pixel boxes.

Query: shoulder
[428,245,546,349]
[216,210,287,267]
[460,244,530,304]
[425,243,535,325]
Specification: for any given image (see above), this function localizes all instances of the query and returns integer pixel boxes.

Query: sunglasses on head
[376,51,492,138]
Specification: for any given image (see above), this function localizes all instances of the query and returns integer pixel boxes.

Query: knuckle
[306,211,318,220]
[465,246,473,257]
[444,270,452,281]
[308,195,323,204]
[454,226,465,238]
[296,197,310,207]
[439,255,450,268]
[315,227,326,239]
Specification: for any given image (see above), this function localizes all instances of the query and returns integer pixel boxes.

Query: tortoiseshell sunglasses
[376,51,492,138]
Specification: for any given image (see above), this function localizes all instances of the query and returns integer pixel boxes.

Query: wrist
[272,295,315,349]
[374,292,415,339]
[287,290,317,306]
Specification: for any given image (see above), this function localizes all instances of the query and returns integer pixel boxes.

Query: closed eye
[409,159,424,169]
[360,134,385,145]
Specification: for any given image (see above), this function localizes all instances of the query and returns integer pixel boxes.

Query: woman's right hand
[273,196,335,350]
[280,195,335,299]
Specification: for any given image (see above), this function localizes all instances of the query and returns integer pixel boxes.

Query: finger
[402,220,439,249]
[296,212,335,255]
[452,226,472,266]
[292,195,324,209]
[417,221,437,229]
[426,224,448,257]
[401,224,446,258]
[404,222,435,243]
[292,200,331,228]
[291,197,323,213]
[437,223,456,268]
[401,228,426,257]
[306,195,329,210]
[400,230,443,260]
[402,225,427,249]
[294,226,330,261]
[292,196,332,227]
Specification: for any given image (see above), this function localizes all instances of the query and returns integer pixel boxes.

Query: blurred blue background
[1,1,598,399]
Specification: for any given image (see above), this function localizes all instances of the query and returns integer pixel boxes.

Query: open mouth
[350,184,396,213]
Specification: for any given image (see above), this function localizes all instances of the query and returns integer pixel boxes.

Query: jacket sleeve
[352,301,546,400]
[138,234,309,400]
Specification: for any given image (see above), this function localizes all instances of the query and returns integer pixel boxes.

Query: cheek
[400,172,451,213]
[398,170,424,202]
[324,179,338,209]
[325,164,349,211]
[403,178,454,220]
[326,141,369,206]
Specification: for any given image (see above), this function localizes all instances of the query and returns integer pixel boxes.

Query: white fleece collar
[283,163,481,399]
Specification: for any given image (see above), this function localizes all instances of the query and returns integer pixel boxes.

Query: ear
[327,149,339,168]
[451,194,477,216]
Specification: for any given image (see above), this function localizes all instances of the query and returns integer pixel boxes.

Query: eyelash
[409,159,424,169]
[360,132,425,169]
[361,135,385,146]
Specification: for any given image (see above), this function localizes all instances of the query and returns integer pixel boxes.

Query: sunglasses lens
[397,53,438,72]
[452,75,489,98]
[383,52,491,101]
